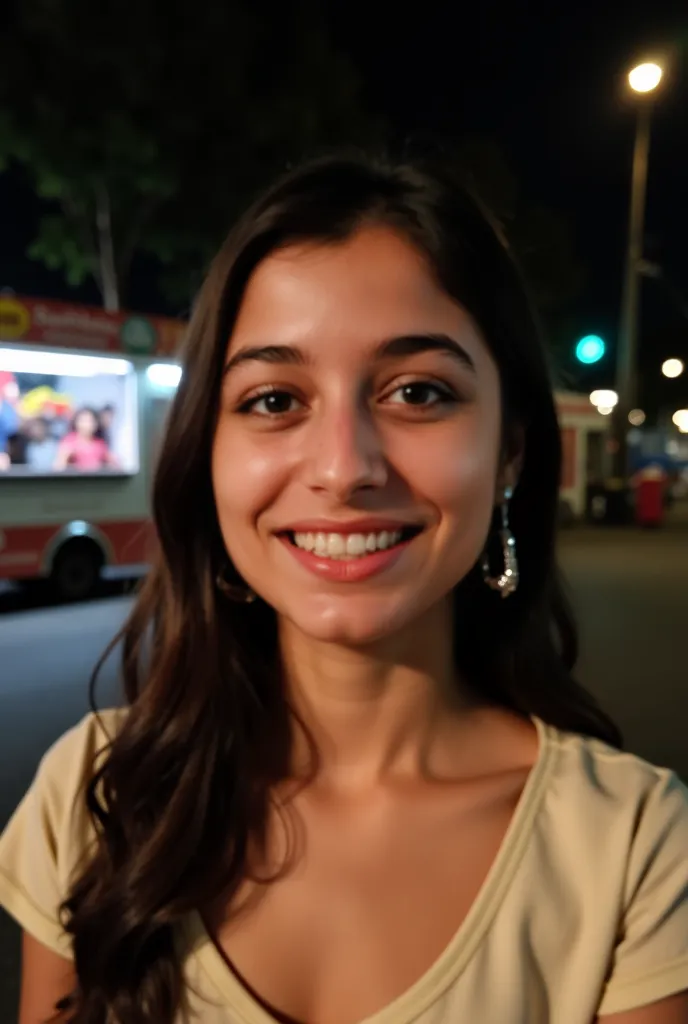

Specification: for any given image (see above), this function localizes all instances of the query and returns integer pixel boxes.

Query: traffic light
[575,335,606,365]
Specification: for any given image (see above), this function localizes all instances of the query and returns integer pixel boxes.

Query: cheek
[211,428,286,537]
[416,422,500,585]
[401,412,501,520]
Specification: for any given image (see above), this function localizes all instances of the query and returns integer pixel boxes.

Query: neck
[278,600,476,790]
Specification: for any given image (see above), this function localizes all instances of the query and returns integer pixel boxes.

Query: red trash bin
[634,467,666,527]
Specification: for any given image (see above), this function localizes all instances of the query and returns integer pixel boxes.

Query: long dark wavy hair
[55,152,622,1023]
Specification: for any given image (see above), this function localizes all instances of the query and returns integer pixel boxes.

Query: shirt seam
[603,952,688,993]
[598,954,688,1015]
[545,735,674,776]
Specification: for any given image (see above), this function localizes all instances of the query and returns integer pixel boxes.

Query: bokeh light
[662,358,684,379]
[590,389,618,410]
[672,409,688,434]
[628,62,663,94]
[575,335,606,364]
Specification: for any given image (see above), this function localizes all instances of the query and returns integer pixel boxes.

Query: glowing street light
[672,410,688,434]
[590,390,619,411]
[662,358,684,379]
[628,62,663,94]
[612,59,665,482]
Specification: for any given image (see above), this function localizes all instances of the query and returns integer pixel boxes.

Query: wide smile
[277,526,424,583]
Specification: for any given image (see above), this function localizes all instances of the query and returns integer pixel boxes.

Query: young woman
[52,406,119,471]
[1,155,687,1024]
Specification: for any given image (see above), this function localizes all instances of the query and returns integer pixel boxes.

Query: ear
[495,425,524,505]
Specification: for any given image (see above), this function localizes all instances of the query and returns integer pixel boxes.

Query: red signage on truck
[0,294,185,356]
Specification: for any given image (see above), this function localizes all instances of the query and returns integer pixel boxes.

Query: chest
[205,773,528,1024]
[68,436,104,465]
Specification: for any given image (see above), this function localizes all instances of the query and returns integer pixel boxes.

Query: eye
[237,388,302,416]
[385,381,457,408]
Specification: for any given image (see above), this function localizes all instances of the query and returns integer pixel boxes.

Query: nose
[304,401,388,501]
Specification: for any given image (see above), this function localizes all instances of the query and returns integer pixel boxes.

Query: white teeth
[346,534,367,556]
[292,529,406,559]
[314,532,328,556]
[327,533,346,557]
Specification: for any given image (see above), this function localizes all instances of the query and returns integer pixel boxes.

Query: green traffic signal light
[575,335,606,364]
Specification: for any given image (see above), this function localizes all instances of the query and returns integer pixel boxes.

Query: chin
[281,594,427,648]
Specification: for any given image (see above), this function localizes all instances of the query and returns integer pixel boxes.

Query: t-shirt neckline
[185,715,557,1024]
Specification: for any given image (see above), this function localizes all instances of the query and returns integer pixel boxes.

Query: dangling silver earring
[482,486,519,598]
[215,564,257,603]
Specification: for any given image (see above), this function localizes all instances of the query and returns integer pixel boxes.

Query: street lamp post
[611,62,663,483]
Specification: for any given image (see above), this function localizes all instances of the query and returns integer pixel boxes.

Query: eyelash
[236,381,460,418]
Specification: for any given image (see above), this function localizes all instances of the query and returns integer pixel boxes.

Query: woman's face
[212,226,514,646]
[75,410,97,438]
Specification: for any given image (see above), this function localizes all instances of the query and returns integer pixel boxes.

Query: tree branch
[62,191,103,295]
[115,192,163,302]
[95,182,119,311]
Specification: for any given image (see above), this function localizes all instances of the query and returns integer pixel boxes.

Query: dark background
[1,0,687,398]
[331,1,688,336]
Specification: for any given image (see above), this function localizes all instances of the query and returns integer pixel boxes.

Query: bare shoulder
[465,705,540,775]
[18,932,76,1024]
[428,703,541,788]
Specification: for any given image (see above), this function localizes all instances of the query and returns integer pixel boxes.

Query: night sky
[331,1,688,349]
[1,0,687,395]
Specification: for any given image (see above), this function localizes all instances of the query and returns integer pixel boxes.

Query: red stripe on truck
[0,519,154,580]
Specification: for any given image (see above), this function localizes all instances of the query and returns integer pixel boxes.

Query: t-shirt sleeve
[0,712,117,959]
[597,770,688,1016]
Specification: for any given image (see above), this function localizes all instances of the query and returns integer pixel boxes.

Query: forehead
[228,226,486,356]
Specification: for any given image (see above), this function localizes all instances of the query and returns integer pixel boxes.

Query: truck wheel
[51,539,104,601]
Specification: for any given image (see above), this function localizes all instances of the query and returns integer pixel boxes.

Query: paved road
[0,525,687,1015]
[560,524,688,779]
[0,597,129,1013]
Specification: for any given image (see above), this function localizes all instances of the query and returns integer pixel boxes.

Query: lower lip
[279,535,415,582]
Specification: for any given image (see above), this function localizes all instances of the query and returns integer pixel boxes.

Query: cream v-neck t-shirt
[1,708,688,1023]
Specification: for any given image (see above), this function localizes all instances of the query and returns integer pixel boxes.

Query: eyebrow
[222,333,477,376]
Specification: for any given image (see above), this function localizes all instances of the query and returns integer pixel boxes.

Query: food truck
[0,294,609,598]
[0,294,185,598]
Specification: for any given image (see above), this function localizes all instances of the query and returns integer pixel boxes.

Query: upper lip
[279,518,423,535]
